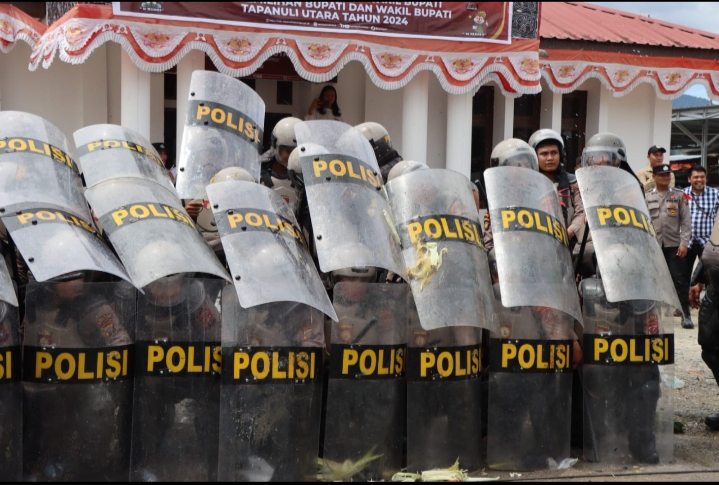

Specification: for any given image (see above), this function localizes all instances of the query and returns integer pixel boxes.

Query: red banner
[113,2,512,44]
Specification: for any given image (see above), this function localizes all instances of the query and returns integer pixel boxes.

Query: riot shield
[85,178,231,288]
[581,281,674,464]
[0,111,92,223]
[485,166,583,324]
[22,281,136,481]
[74,124,175,193]
[0,302,21,480]
[322,282,407,481]
[387,168,495,331]
[176,71,265,199]
[406,295,482,473]
[130,277,224,481]
[576,166,681,311]
[206,180,337,319]
[218,287,324,481]
[0,251,18,307]
[2,209,131,284]
[487,284,575,470]
[295,120,405,276]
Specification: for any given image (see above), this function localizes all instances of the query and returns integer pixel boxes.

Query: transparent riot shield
[485,166,583,324]
[0,111,92,223]
[206,180,337,319]
[487,284,575,470]
[0,252,18,307]
[74,124,175,193]
[2,209,131,284]
[406,295,482,473]
[581,280,674,464]
[22,280,136,481]
[387,168,495,331]
[0,302,21,480]
[85,178,231,288]
[295,120,405,276]
[218,287,324,482]
[576,166,681,311]
[130,277,224,482]
[176,71,265,199]
[322,282,407,481]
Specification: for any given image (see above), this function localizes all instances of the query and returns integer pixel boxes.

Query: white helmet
[136,241,189,285]
[210,167,256,184]
[490,139,538,171]
[271,117,301,164]
[329,243,377,285]
[387,160,428,182]
[582,133,626,168]
[528,129,564,151]
[355,122,393,161]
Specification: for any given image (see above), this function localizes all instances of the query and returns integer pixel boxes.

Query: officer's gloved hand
[185,201,203,218]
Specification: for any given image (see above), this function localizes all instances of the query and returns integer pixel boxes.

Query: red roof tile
[540,2,719,50]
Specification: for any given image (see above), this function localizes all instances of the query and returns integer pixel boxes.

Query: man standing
[683,165,719,287]
[646,164,692,328]
[528,129,584,243]
[638,145,675,192]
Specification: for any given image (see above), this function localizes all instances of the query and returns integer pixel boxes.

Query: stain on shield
[0,111,92,223]
[576,166,681,310]
[295,120,405,276]
[207,180,337,320]
[74,124,175,193]
[485,166,583,324]
[387,168,495,331]
[176,71,265,199]
[85,178,230,288]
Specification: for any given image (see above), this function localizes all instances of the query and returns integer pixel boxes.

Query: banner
[113,2,512,44]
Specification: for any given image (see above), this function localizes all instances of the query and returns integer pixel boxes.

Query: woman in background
[306,85,343,122]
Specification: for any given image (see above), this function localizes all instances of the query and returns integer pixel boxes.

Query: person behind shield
[306,85,344,122]
[259,117,301,207]
[355,122,403,183]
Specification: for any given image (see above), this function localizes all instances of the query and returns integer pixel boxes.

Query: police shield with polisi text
[205,178,336,320]
[129,276,224,481]
[484,139,582,470]
[218,288,325,481]
[176,71,265,199]
[322,281,407,481]
[0,300,21,480]
[386,167,495,332]
[577,161,678,464]
[23,278,136,481]
[294,120,406,278]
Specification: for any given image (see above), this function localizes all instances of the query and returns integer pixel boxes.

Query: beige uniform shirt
[645,187,691,248]
[637,166,675,192]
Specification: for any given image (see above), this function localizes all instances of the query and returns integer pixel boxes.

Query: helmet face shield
[582,147,621,167]
[501,153,538,170]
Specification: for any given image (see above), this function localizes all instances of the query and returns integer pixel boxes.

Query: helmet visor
[582,147,621,167]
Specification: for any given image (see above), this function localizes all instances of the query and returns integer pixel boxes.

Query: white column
[120,49,151,139]
[445,92,473,177]
[539,79,562,132]
[176,51,205,158]
[401,71,429,163]
[492,89,514,146]
[150,73,165,143]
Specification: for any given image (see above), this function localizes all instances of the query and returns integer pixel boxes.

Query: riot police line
[0,70,677,481]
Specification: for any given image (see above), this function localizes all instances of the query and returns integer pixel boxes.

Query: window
[512,93,541,142]
[561,91,587,173]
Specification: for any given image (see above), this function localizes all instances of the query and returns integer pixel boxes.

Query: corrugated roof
[540,2,719,50]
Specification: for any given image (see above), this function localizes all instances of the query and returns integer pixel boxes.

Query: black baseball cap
[647,145,666,156]
[652,164,671,174]
[152,142,166,153]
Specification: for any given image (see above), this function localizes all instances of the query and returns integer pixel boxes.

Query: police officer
[528,129,584,242]
[260,117,301,206]
[645,164,692,328]
[689,218,719,431]
[355,122,403,183]
[638,145,675,192]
